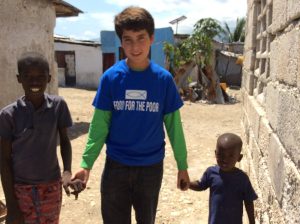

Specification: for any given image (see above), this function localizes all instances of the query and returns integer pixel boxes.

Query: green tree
[222,17,246,43]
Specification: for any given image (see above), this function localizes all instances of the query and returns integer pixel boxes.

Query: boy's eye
[123,39,132,44]
[23,75,47,81]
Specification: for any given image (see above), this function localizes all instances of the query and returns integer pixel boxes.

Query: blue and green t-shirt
[91,60,183,166]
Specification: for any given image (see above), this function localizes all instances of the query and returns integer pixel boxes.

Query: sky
[55,0,247,41]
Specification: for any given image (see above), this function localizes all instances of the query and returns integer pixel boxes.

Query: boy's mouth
[30,88,41,92]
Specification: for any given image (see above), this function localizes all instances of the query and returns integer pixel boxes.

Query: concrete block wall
[0,0,57,109]
[242,0,300,223]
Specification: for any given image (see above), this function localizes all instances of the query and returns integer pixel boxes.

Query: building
[54,36,102,89]
[100,27,174,72]
[242,0,300,223]
[0,0,82,108]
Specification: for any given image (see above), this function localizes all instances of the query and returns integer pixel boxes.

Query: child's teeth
[31,88,40,92]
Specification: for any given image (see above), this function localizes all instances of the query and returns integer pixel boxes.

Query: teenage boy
[73,6,190,224]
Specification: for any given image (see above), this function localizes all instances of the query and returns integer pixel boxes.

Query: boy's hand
[69,169,90,200]
[61,170,72,196]
[177,170,190,191]
[69,179,86,200]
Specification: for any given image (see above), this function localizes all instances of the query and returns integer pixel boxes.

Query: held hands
[62,170,86,200]
[69,168,91,199]
[177,170,190,191]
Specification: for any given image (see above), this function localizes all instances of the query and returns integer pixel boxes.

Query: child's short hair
[217,133,243,153]
[18,52,49,75]
[114,6,154,40]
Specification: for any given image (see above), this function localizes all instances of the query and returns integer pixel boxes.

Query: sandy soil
[0,87,243,223]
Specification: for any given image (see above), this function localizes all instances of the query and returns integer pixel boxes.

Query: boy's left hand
[177,170,190,191]
[61,170,72,196]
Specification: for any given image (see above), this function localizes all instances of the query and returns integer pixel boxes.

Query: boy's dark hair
[114,6,155,40]
[217,133,243,153]
[18,52,49,75]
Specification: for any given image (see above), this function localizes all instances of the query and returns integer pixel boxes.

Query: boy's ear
[150,34,154,44]
[238,154,243,162]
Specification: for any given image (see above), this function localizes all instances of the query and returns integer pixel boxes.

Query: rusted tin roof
[53,0,83,17]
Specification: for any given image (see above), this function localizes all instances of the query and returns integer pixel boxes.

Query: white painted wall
[55,42,102,89]
[0,0,57,109]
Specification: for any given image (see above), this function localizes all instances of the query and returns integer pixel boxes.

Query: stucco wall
[54,42,102,89]
[242,0,300,223]
[0,0,57,109]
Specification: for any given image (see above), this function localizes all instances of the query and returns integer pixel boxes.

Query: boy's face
[215,143,242,172]
[121,29,154,70]
[17,66,51,99]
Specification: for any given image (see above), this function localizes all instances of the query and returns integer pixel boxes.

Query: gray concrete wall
[242,0,300,223]
[0,0,57,109]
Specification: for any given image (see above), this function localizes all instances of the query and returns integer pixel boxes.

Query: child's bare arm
[59,127,72,195]
[245,201,255,224]
[189,181,202,191]
[0,138,24,222]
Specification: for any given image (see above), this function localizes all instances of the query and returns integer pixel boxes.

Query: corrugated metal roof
[54,35,101,47]
[53,0,83,17]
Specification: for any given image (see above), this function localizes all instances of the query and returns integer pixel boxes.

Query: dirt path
[0,87,243,223]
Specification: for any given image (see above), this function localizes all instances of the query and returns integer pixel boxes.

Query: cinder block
[287,0,300,22]
[277,88,300,169]
[270,28,300,86]
[268,134,285,202]
[242,108,250,145]
[265,83,279,131]
[249,131,261,177]
[272,0,288,33]
[281,157,300,224]
[243,50,256,71]
[247,96,265,141]
[258,117,273,157]
[244,5,258,51]
[242,69,255,95]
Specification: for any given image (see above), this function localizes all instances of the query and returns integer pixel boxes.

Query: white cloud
[102,0,246,34]
[55,0,247,37]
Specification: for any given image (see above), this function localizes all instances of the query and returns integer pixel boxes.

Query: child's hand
[61,170,72,196]
[69,179,86,200]
[177,170,190,191]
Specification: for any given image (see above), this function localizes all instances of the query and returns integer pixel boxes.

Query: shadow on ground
[68,121,90,141]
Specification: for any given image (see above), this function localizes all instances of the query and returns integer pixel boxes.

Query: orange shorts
[14,180,62,223]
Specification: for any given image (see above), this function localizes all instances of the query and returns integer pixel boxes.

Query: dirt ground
[0,87,244,223]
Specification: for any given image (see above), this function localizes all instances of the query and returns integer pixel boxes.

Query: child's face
[121,29,154,69]
[215,144,242,172]
[17,66,51,99]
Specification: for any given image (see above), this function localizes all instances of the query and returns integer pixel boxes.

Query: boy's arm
[0,138,23,222]
[164,110,190,190]
[81,109,111,169]
[73,109,111,185]
[189,181,202,191]
[244,201,255,224]
[58,127,72,195]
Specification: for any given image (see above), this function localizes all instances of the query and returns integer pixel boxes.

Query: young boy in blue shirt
[189,133,258,224]
[73,6,190,224]
[0,52,74,223]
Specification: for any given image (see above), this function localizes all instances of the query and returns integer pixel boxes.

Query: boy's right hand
[71,168,90,199]
[69,179,86,200]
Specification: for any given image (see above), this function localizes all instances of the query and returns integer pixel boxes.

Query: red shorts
[14,180,62,223]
